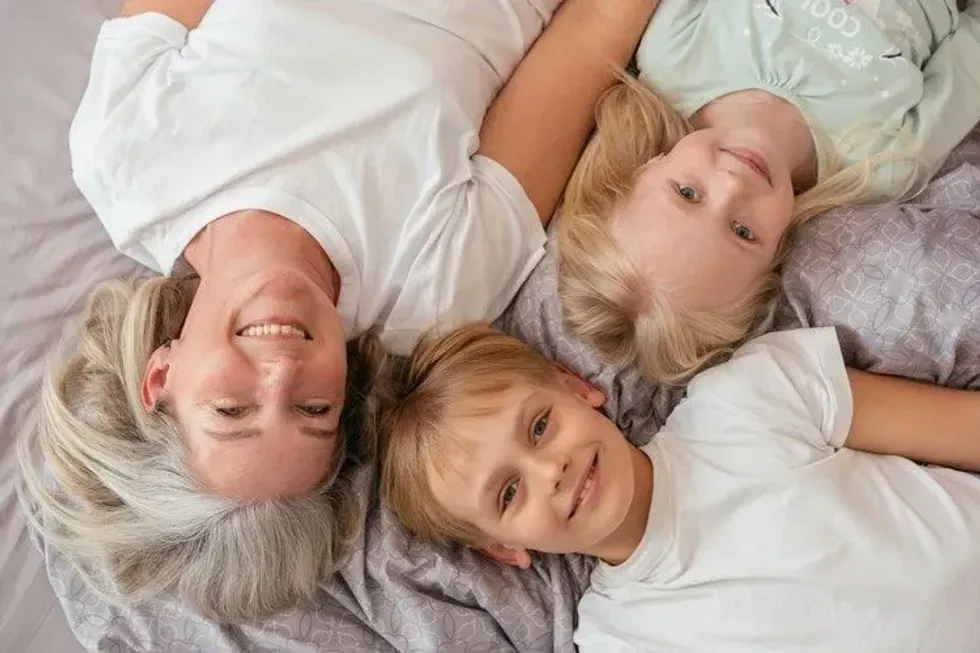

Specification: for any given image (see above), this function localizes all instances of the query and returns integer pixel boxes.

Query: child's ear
[479,542,532,569]
[555,367,605,408]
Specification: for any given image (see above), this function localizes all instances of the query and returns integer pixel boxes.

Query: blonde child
[559,0,980,382]
[376,323,980,652]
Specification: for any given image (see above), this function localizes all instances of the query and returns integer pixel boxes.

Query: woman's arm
[478,0,660,226]
[845,368,980,472]
[121,0,213,29]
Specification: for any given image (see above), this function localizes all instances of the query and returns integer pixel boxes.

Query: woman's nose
[257,355,301,394]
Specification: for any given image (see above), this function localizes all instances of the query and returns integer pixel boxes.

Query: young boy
[377,323,980,652]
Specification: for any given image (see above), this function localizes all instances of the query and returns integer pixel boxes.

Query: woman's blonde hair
[17,276,377,624]
[558,74,898,383]
[370,323,558,547]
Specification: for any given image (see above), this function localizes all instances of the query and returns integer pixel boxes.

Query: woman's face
[142,266,348,500]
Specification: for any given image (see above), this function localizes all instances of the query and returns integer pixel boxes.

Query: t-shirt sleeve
[887,8,980,198]
[661,328,854,469]
[635,0,708,94]
[379,154,547,355]
[439,153,548,315]
[433,0,562,81]
[69,13,192,272]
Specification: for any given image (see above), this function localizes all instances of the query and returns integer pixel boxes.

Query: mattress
[0,1,141,651]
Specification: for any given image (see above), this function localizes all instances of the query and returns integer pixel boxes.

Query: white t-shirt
[576,328,980,653]
[70,0,558,353]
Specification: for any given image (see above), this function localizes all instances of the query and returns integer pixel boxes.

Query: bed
[3,1,980,652]
[1,2,132,652]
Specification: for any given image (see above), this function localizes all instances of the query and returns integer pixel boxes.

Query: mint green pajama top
[636,0,980,198]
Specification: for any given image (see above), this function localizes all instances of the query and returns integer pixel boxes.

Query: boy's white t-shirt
[70,0,559,354]
[576,328,980,653]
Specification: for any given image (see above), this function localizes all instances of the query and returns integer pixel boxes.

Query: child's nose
[532,455,569,492]
[712,169,747,208]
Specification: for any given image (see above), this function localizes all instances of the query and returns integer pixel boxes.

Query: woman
[18,0,661,624]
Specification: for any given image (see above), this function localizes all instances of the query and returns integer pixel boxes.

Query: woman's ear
[140,345,173,412]
[479,542,532,569]
[556,368,606,408]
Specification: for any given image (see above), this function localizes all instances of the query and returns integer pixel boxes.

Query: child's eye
[531,410,550,443]
[731,221,756,242]
[675,183,701,202]
[501,481,519,509]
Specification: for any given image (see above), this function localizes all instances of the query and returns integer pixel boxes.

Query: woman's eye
[215,406,247,418]
[676,184,701,202]
[298,404,331,417]
[732,221,756,241]
[531,411,550,443]
[502,482,519,509]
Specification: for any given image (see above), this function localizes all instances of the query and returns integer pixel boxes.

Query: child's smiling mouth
[569,451,600,519]
[722,146,772,186]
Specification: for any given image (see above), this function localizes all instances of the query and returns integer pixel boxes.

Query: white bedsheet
[0,1,143,651]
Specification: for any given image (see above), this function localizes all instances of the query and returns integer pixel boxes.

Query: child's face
[428,373,639,564]
[613,126,797,309]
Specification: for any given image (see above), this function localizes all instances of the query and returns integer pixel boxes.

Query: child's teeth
[576,462,597,506]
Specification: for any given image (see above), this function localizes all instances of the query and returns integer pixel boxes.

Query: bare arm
[121,0,213,29]
[845,369,980,472]
[478,0,660,226]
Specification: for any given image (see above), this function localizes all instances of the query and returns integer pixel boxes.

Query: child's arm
[845,369,980,472]
[478,0,661,225]
[121,0,213,29]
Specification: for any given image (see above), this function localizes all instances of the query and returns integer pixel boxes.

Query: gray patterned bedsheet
[46,466,594,653]
[780,124,980,388]
[47,124,980,652]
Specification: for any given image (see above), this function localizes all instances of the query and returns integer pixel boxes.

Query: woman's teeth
[239,323,308,338]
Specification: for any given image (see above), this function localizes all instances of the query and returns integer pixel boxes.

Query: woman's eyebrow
[203,428,260,441]
[204,427,336,441]
[301,426,336,440]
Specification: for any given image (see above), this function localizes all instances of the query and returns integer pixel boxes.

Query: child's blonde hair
[371,324,560,547]
[558,74,890,383]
